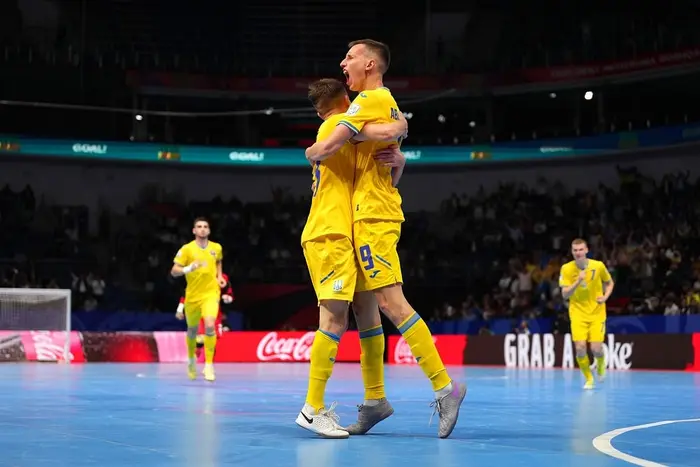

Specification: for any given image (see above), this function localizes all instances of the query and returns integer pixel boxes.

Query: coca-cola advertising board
[214,331,362,363]
[387,335,466,366]
[0,331,85,363]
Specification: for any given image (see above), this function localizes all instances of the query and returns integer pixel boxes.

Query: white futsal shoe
[295,402,349,439]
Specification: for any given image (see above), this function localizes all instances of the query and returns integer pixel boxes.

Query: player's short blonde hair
[571,238,587,247]
[348,39,391,73]
[308,78,347,114]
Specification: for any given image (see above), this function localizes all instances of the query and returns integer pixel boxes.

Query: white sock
[435,382,453,398]
[364,399,381,407]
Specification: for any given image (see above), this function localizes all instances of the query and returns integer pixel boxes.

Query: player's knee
[187,327,198,339]
[590,343,604,357]
[204,326,216,337]
[374,284,412,323]
[574,343,587,358]
[319,300,348,336]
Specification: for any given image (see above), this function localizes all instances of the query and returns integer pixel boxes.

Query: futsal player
[305,39,467,439]
[559,238,615,389]
[297,78,408,439]
[170,217,227,382]
[176,272,233,361]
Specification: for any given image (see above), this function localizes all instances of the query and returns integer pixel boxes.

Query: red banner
[387,335,466,366]
[689,333,700,372]
[515,48,700,84]
[0,331,85,363]
[214,331,361,363]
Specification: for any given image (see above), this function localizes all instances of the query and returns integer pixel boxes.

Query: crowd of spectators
[429,166,700,333]
[1,164,700,335]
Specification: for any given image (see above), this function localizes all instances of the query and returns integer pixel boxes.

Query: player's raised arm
[355,111,407,142]
[305,124,355,162]
[306,92,379,162]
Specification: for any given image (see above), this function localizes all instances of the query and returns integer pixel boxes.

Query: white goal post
[0,288,72,363]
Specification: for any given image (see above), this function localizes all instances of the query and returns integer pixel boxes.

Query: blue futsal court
[0,364,698,466]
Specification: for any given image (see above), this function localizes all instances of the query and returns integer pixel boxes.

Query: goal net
[0,288,72,363]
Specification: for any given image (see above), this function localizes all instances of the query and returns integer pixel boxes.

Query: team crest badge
[210,250,216,256]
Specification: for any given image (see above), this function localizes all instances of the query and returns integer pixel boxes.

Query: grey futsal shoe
[430,382,467,439]
[344,398,395,435]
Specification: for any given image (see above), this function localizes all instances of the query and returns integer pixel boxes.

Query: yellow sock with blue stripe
[306,330,340,412]
[359,325,386,401]
[577,356,593,381]
[204,328,217,365]
[398,312,451,392]
[186,329,197,361]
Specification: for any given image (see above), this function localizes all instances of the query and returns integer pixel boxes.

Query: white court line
[592,418,700,466]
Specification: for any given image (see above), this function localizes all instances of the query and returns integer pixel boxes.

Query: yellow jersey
[337,87,404,223]
[173,240,223,303]
[301,113,356,244]
[559,259,612,319]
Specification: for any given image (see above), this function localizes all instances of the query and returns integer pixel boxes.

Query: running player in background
[559,238,615,389]
[297,78,407,439]
[170,217,227,382]
[305,39,467,439]
[176,272,233,362]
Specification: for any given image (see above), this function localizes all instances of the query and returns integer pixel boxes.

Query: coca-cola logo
[393,336,437,364]
[31,331,72,362]
[256,332,315,362]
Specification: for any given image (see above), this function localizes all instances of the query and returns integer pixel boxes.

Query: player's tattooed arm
[305,125,355,162]
[355,112,408,142]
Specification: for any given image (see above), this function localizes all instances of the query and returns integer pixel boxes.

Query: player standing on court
[559,238,615,389]
[296,78,408,439]
[176,272,233,361]
[171,217,227,382]
[305,39,467,439]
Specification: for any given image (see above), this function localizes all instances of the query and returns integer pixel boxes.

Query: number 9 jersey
[337,87,405,292]
[301,113,358,303]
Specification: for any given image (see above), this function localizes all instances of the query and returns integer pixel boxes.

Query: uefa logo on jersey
[332,280,343,292]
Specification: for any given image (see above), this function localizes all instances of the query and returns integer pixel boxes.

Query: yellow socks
[577,356,593,381]
[186,330,197,360]
[204,330,217,364]
[398,312,451,392]
[359,325,386,400]
[595,355,605,376]
[306,330,340,412]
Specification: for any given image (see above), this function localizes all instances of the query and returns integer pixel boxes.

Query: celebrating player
[305,39,467,439]
[295,78,407,439]
[170,217,226,382]
[176,272,233,362]
[297,78,406,438]
[559,238,615,389]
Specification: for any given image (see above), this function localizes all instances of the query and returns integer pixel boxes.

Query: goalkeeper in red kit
[176,272,233,361]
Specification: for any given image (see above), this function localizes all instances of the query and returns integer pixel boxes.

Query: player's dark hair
[348,39,391,73]
[193,216,210,227]
[308,78,348,114]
